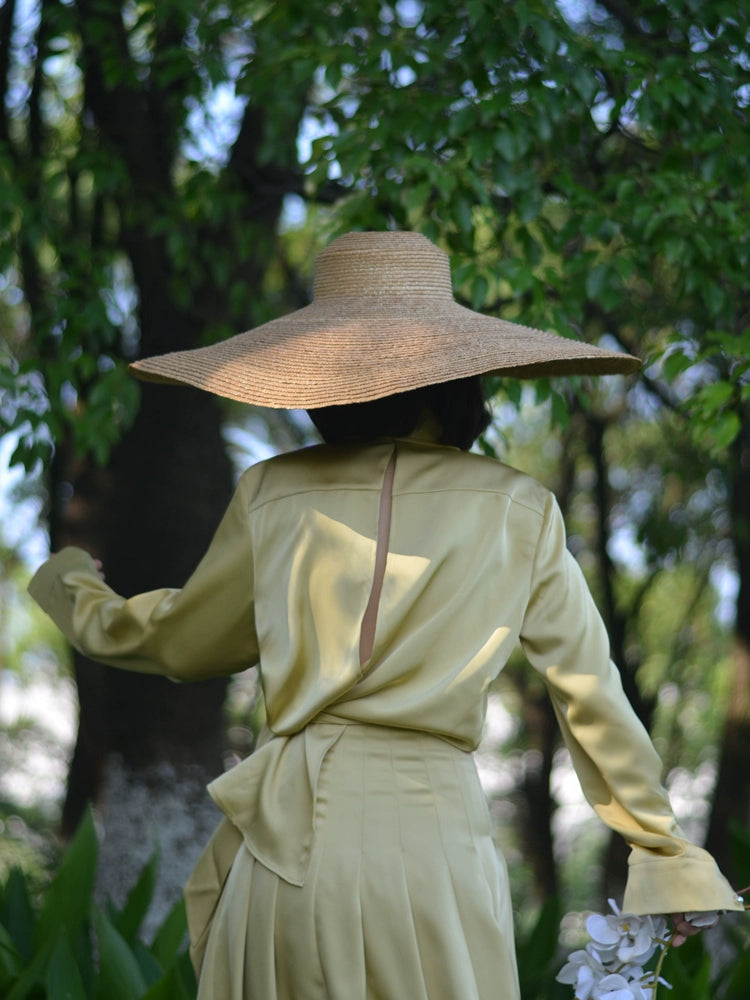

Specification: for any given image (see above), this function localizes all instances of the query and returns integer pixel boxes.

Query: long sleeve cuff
[28,547,101,643]
[622,841,745,915]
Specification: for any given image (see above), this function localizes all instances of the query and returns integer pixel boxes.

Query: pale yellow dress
[29,436,742,1000]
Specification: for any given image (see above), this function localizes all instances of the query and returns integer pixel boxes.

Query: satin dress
[29,436,742,1000]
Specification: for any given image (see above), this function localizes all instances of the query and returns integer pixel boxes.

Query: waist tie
[207,721,345,887]
[186,724,345,975]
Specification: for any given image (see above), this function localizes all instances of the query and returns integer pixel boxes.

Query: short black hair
[307,375,491,451]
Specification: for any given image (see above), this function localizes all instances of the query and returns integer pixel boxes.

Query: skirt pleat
[197,724,520,1000]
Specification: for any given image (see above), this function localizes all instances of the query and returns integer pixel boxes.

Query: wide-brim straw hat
[129,231,640,408]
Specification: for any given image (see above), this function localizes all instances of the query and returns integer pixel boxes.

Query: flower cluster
[556,899,672,1000]
[557,892,746,1000]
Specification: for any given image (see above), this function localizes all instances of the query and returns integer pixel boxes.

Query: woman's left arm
[519,492,743,917]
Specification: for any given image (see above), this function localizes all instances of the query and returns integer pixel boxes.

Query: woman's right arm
[28,469,261,681]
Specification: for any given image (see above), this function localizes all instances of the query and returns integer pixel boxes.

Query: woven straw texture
[130,231,640,408]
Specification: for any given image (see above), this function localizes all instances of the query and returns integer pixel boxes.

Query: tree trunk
[56,382,236,921]
[27,0,308,924]
[705,410,750,881]
[583,411,661,904]
[508,418,580,902]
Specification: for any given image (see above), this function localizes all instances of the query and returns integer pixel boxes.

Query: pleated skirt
[197,724,520,1000]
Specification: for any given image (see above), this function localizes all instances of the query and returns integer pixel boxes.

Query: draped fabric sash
[207,721,345,886]
[186,721,347,975]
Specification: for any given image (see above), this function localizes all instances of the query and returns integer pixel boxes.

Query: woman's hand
[47,550,105,579]
[670,911,719,947]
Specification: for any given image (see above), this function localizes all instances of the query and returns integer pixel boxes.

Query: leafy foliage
[0,811,195,1000]
[2,0,750,928]
[3,0,749,468]
[7,811,747,1000]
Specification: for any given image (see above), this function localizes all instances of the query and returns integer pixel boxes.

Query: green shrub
[0,810,196,1000]
[5,809,749,999]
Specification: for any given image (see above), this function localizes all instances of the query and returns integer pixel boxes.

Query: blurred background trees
[1,0,748,934]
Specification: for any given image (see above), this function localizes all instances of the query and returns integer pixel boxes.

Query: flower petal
[587,914,622,945]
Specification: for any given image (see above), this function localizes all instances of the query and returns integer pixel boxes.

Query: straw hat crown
[312,230,454,303]
[130,231,640,409]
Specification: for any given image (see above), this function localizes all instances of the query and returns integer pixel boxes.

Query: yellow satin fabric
[29,437,742,990]
[195,723,519,1000]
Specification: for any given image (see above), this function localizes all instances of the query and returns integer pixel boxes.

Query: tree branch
[148,5,194,167]
[586,410,656,727]
[75,0,172,195]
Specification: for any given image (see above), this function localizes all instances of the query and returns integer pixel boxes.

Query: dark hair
[307,375,491,451]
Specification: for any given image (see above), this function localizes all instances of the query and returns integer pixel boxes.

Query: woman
[29,231,742,1000]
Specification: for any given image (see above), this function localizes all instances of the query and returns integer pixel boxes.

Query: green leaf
[516,896,564,998]
[132,939,164,986]
[0,869,35,962]
[452,192,474,234]
[516,188,542,224]
[661,349,693,383]
[45,936,87,1000]
[471,273,489,310]
[4,939,54,1000]
[550,389,570,430]
[404,181,433,214]
[503,379,523,408]
[663,235,689,264]
[706,411,741,451]
[535,18,557,56]
[35,810,98,951]
[115,851,159,944]
[140,951,196,1000]
[493,129,519,161]
[0,923,23,980]
[723,948,750,999]
[585,264,609,301]
[572,66,598,103]
[149,900,189,969]
[433,170,457,201]
[92,907,148,1000]
[534,379,551,406]
[663,934,713,999]
[468,129,495,166]
[696,381,733,413]
[702,279,729,318]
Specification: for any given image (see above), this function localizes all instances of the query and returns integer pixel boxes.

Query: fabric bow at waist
[207,721,345,887]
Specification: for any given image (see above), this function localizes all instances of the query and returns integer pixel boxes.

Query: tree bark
[41,0,307,920]
[705,409,750,881]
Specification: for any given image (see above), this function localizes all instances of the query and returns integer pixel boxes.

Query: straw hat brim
[130,299,640,409]
[130,231,640,408]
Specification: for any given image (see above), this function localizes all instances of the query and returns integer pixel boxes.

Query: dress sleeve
[27,469,260,682]
[519,492,742,916]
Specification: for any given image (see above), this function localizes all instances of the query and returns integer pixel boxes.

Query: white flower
[558,899,672,1000]
[585,899,666,966]
[556,948,609,1000]
[684,910,719,929]
[592,973,652,1000]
